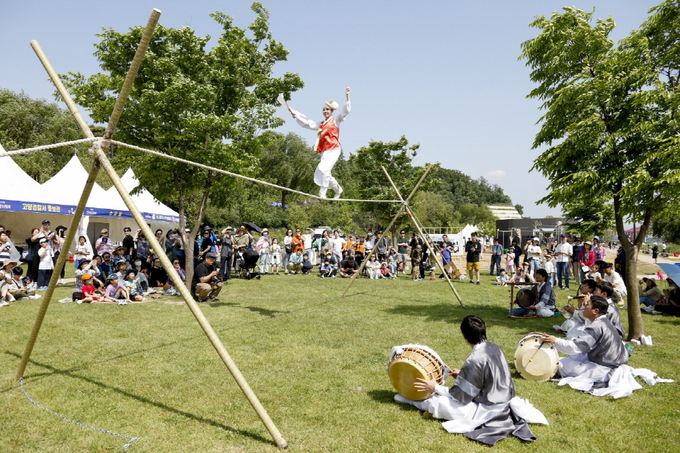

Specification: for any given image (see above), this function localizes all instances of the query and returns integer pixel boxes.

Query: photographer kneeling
[193,252,223,303]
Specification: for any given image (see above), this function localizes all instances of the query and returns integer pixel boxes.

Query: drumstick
[526,340,546,364]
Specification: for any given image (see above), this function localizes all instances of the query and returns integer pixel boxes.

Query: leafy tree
[521,5,680,339]
[411,192,455,229]
[347,136,431,235]
[458,203,496,235]
[63,3,303,287]
[0,89,88,182]
[514,204,524,216]
[431,167,512,211]
[651,213,680,244]
[258,131,317,208]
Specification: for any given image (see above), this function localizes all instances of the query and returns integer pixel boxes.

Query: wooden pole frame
[16,9,288,449]
[380,166,464,307]
[341,165,433,297]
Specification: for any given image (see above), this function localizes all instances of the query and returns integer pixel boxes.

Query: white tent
[114,168,180,221]
[0,143,179,251]
[42,155,128,212]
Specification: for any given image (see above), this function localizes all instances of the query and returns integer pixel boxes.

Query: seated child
[104,274,130,305]
[380,262,395,279]
[301,254,314,275]
[495,269,510,286]
[8,267,40,300]
[320,260,335,278]
[123,270,145,302]
[79,274,115,304]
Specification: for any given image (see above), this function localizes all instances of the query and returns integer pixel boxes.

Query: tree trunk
[622,249,644,340]
[181,186,212,295]
[614,195,647,340]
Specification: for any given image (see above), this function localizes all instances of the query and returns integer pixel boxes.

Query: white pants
[315,147,342,190]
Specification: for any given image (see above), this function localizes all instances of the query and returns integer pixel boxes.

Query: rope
[0,135,403,204]
[109,139,403,204]
[0,138,97,157]
[19,377,141,450]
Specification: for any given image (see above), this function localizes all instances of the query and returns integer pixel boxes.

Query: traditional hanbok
[292,99,350,198]
[394,341,548,445]
[553,316,672,398]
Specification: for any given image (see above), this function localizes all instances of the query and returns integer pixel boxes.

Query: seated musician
[394,315,547,445]
[554,279,595,338]
[592,282,625,340]
[540,296,630,395]
[510,269,555,317]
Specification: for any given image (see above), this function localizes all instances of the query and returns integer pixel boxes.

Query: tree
[521,5,680,339]
[0,89,89,182]
[411,192,456,229]
[347,136,430,234]
[431,167,512,211]
[64,3,303,287]
[514,204,524,216]
[258,131,318,208]
[458,203,496,235]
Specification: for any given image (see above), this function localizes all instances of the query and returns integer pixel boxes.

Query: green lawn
[2,272,678,452]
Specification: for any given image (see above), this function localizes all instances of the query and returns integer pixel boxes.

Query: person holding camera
[95,228,114,256]
[193,252,222,302]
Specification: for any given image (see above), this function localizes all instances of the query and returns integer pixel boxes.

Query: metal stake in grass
[16,9,288,450]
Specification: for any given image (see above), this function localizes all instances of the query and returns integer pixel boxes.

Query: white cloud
[487,170,506,179]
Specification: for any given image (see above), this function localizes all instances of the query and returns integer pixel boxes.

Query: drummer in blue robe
[394,315,548,445]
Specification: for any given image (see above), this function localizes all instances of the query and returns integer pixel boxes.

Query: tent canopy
[1,143,179,245]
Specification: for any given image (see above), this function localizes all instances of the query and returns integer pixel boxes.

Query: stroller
[236,248,261,279]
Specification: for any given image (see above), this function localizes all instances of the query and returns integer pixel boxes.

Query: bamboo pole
[91,145,288,449]
[20,9,288,449]
[342,165,434,297]
[380,167,464,307]
[16,40,103,380]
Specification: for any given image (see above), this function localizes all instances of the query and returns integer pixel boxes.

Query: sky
[0,0,662,218]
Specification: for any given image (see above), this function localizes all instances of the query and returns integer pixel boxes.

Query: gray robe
[606,300,625,340]
[449,342,515,405]
[448,342,535,445]
[571,316,628,367]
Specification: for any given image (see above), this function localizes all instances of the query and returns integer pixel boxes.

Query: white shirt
[604,271,628,297]
[330,237,345,255]
[554,242,573,263]
[527,245,541,261]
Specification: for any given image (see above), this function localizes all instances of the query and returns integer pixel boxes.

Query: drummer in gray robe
[394,315,548,445]
[593,282,625,340]
[541,296,628,392]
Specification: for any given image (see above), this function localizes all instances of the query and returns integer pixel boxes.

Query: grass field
[2,270,678,452]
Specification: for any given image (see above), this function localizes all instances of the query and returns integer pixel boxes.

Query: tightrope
[0,138,97,156]
[0,136,404,204]
[19,377,141,450]
[109,139,403,204]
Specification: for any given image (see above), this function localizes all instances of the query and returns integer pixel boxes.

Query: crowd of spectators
[4,220,678,317]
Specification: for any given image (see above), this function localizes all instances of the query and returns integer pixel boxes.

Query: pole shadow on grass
[4,351,275,447]
[385,303,563,336]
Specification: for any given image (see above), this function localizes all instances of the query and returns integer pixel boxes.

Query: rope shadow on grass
[5,351,276,447]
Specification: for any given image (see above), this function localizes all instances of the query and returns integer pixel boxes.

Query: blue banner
[0,198,179,223]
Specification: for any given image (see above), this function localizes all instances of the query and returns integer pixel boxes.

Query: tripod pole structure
[18,9,288,449]
[342,165,434,297]
[381,166,464,307]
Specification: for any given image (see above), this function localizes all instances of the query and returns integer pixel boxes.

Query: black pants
[53,251,66,279]
[221,256,232,279]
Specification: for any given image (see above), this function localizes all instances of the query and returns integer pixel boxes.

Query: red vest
[315,117,341,153]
